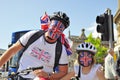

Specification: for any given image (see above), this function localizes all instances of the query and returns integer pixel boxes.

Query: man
[105,48,118,80]
[0,11,70,80]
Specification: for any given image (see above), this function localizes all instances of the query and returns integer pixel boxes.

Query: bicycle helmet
[50,11,70,28]
[76,42,97,55]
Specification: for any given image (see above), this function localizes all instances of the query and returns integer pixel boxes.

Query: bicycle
[0,66,43,80]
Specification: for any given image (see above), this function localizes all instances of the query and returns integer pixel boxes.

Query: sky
[0,0,118,49]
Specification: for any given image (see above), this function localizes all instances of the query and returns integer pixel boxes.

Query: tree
[85,33,108,64]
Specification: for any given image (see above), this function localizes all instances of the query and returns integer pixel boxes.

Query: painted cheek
[79,53,92,67]
[81,57,92,66]
[53,33,60,39]
[47,29,52,37]
[54,34,59,39]
[48,29,60,39]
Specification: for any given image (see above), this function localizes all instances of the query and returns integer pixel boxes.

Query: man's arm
[33,65,68,80]
[96,66,106,80]
[111,59,118,80]
[0,41,23,67]
[49,65,68,80]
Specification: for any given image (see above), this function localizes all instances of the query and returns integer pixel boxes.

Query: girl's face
[47,20,65,40]
[79,51,93,67]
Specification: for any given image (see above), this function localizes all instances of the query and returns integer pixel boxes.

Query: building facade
[68,29,87,71]
[114,0,120,57]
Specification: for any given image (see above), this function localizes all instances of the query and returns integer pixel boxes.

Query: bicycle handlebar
[8,66,44,79]
[0,66,44,80]
[18,66,44,75]
[26,66,43,71]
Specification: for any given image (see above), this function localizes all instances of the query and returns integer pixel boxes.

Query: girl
[61,42,106,80]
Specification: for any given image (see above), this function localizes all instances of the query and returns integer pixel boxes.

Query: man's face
[47,20,65,40]
[79,51,93,67]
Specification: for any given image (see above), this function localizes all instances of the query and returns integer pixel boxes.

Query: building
[69,28,87,59]
[68,28,87,71]
[0,49,5,56]
[114,0,120,57]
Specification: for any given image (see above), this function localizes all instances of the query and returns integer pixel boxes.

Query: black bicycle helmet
[76,42,97,55]
[50,11,70,28]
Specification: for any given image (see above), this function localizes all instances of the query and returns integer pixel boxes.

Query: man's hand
[33,69,49,78]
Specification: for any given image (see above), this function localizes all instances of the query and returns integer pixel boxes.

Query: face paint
[47,20,65,40]
[79,51,93,67]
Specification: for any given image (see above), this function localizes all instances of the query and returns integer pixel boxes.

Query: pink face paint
[47,20,65,40]
[79,51,93,67]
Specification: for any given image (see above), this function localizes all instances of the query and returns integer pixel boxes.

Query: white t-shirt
[18,30,68,79]
[74,64,101,80]
[104,54,117,79]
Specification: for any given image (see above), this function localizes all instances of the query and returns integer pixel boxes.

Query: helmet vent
[93,47,95,50]
[86,43,88,48]
[63,13,66,18]
[82,44,84,48]
[90,45,92,49]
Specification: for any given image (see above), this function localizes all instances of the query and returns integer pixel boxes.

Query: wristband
[48,73,51,78]
[48,73,54,80]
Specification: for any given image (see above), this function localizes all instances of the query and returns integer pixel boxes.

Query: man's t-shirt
[18,30,68,78]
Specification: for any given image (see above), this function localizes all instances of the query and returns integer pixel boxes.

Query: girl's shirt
[74,64,101,80]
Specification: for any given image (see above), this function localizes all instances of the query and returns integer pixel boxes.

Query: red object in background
[40,12,50,31]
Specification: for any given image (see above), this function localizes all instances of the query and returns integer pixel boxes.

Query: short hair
[107,48,114,53]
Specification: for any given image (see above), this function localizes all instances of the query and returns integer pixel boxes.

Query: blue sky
[0,0,118,49]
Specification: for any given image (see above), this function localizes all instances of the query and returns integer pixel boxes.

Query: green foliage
[85,33,108,64]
